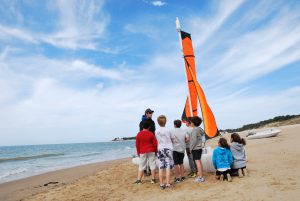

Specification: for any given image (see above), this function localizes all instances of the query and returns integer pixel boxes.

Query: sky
[0,0,300,146]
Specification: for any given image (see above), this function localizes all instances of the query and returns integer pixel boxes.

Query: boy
[185,117,197,177]
[155,115,175,189]
[135,120,158,184]
[172,120,189,182]
[190,116,205,183]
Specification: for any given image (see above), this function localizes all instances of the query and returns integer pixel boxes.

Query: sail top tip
[176,17,181,31]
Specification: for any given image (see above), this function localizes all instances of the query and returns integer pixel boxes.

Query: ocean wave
[0,153,65,163]
[78,152,103,157]
[0,168,28,179]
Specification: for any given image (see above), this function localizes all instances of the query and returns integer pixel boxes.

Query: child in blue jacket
[212,138,233,182]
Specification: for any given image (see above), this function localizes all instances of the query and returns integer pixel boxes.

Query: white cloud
[0,71,185,145]
[213,86,300,129]
[0,0,110,51]
[41,0,109,50]
[5,56,125,83]
[0,0,300,146]
[152,1,166,7]
[124,24,161,39]
[201,8,300,87]
[0,25,38,43]
[70,60,123,80]
[187,0,244,48]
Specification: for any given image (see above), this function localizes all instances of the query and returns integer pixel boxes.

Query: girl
[230,133,247,177]
[212,138,233,182]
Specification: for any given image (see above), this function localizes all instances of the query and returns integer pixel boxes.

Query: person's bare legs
[174,165,180,179]
[137,170,144,180]
[194,159,203,177]
[159,169,164,185]
[180,164,184,178]
[166,168,171,184]
[151,169,156,180]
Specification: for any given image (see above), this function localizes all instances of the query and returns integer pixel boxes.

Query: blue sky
[0,0,300,146]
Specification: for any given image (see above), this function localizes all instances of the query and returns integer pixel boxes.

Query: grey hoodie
[190,127,205,150]
[230,142,246,169]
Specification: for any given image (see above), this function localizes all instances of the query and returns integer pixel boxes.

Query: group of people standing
[135,108,247,189]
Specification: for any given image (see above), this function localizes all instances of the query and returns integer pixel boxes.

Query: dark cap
[145,108,154,114]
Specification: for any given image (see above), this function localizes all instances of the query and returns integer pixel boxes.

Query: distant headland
[112,137,136,141]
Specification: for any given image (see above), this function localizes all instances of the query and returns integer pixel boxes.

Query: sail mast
[176,17,193,118]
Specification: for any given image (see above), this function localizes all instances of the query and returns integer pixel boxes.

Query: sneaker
[181,177,185,182]
[160,184,166,190]
[243,168,248,176]
[227,174,232,182]
[151,179,156,184]
[188,172,194,176]
[195,177,205,183]
[238,169,243,178]
[175,178,181,183]
[220,174,224,181]
[192,172,197,178]
[165,183,173,188]
[134,179,142,184]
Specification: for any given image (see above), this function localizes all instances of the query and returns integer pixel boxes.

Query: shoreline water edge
[0,141,135,184]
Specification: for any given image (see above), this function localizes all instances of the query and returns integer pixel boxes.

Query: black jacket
[139,115,156,134]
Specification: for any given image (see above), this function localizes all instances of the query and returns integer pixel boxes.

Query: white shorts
[139,152,156,171]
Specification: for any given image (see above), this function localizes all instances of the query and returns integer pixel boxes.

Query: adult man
[139,108,156,134]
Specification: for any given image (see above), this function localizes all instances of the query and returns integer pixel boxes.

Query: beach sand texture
[1,124,299,201]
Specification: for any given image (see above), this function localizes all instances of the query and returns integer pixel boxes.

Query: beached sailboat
[247,128,281,140]
[132,18,219,173]
[176,17,219,139]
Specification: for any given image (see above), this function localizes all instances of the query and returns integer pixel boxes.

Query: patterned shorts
[157,148,174,169]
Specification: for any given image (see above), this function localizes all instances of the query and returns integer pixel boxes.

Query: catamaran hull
[247,129,281,140]
[132,147,216,173]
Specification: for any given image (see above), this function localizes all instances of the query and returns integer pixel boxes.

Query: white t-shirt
[155,127,175,150]
[171,128,188,153]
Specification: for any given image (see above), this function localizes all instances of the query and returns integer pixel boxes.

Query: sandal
[134,179,142,184]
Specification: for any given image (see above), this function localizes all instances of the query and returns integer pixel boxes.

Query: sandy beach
[1,124,299,201]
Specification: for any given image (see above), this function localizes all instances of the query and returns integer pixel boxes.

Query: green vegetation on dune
[225,114,300,133]
[112,114,300,140]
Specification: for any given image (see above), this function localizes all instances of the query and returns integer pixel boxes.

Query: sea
[0,141,136,184]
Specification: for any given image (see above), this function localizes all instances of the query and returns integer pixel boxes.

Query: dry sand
[1,124,300,201]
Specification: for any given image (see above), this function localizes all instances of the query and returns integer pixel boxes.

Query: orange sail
[181,97,192,121]
[180,31,198,119]
[185,59,219,138]
[177,18,219,138]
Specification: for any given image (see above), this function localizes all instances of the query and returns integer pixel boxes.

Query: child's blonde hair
[157,115,167,127]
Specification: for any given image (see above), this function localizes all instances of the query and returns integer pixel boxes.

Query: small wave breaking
[0,153,65,163]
